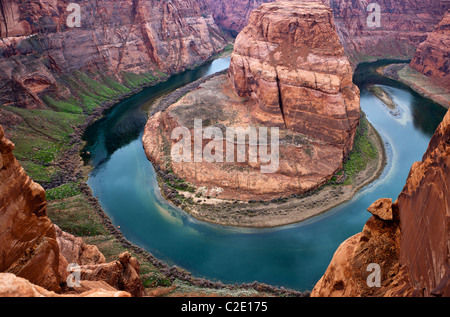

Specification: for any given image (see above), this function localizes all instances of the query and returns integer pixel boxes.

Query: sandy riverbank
[379,63,450,109]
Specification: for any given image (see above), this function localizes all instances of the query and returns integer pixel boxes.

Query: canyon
[0,0,449,298]
[310,8,450,297]
[143,1,362,205]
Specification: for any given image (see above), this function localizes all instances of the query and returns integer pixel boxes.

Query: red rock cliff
[0,124,145,296]
[311,109,450,297]
[0,0,227,108]
[0,124,61,292]
[228,1,360,154]
[410,11,450,79]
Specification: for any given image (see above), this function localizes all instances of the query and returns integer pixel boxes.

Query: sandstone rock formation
[410,11,450,79]
[143,1,360,201]
[207,0,450,64]
[0,0,227,108]
[0,124,61,292]
[311,109,450,297]
[228,1,360,154]
[0,273,131,297]
[0,124,144,296]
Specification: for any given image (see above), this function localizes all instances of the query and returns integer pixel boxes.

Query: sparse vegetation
[329,113,378,185]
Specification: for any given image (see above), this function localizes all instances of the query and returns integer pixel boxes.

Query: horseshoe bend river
[82,57,446,291]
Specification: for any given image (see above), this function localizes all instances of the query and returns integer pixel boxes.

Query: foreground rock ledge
[0,124,144,297]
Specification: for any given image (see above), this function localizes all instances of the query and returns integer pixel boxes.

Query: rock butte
[228,1,360,155]
[143,1,360,201]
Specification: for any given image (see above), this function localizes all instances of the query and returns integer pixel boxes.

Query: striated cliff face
[410,11,450,79]
[311,109,450,297]
[323,0,449,64]
[208,0,450,64]
[395,109,450,296]
[228,1,360,154]
[0,0,227,108]
[205,0,271,35]
[0,124,144,296]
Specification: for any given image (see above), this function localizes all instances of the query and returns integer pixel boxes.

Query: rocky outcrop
[410,11,450,79]
[55,225,106,266]
[0,124,61,292]
[0,124,144,296]
[0,0,227,108]
[208,0,450,64]
[311,109,450,297]
[395,109,450,297]
[0,273,131,297]
[228,1,360,154]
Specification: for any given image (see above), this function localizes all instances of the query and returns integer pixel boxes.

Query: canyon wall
[311,109,450,297]
[410,10,450,79]
[205,0,272,35]
[0,124,144,296]
[0,124,61,292]
[228,1,360,154]
[0,0,227,108]
[207,0,450,64]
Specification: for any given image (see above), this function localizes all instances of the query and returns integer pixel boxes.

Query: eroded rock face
[55,225,106,266]
[0,0,227,108]
[0,125,61,292]
[367,198,393,221]
[324,0,449,64]
[410,11,450,79]
[396,109,450,297]
[311,109,450,297]
[228,1,360,154]
[206,0,271,35]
